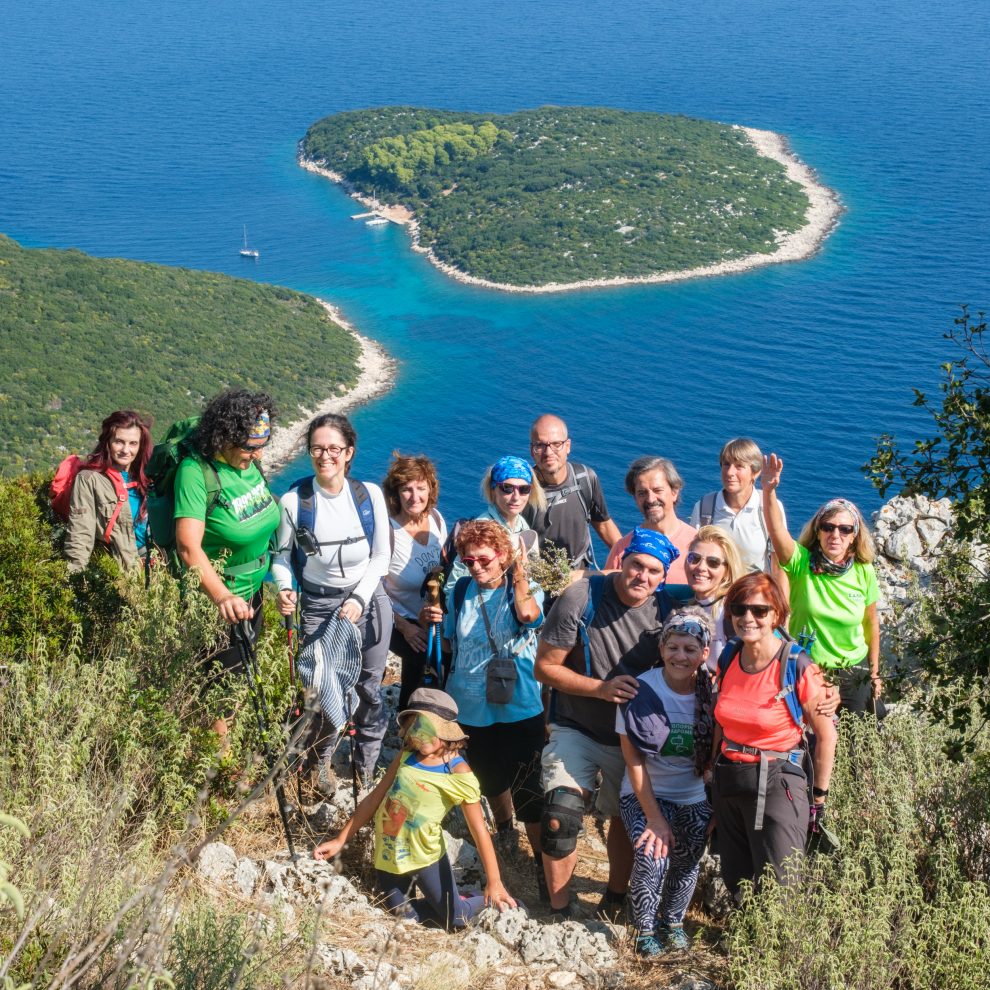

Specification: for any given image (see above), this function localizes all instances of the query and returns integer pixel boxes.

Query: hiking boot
[595,889,627,923]
[547,901,574,922]
[656,922,690,951]
[634,932,665,958]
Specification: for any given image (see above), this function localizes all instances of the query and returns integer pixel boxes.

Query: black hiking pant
[712,756,808,900]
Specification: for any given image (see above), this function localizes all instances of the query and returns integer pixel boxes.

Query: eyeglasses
[462,555,496,568]
[236,438,271,452]
[729,602,773,619]
[819,522,855,535]
[496,482,532,496]
[531,440,567,452]
[686,551,726,569]
[309,445,348,459]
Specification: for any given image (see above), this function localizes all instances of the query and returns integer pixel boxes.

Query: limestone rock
[233,856,261,897]
[196,842,239,886]
[444,830,485,885]
[462,930,510,969]
[411,949,471,986]
[693,851,732,919]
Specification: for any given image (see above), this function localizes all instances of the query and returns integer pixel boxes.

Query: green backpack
[145,417,224,561]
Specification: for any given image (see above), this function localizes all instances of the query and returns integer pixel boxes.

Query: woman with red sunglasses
[761,453,881,714]
[711,572,836,901]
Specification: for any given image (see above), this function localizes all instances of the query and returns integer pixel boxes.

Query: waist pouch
[486,656,518,705]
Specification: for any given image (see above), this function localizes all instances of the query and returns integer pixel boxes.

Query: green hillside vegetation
[0,235,360,475]
[302,105,811,286]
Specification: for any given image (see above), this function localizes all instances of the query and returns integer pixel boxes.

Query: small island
[300,106,840,292]
[0,235,393,476]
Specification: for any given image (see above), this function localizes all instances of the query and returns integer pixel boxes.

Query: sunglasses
[729,602,774,619]
[819,522,856,535]
[236,437,271,452]
[496,483,532,496]
[462,555,497,568]
[686,551,726,569]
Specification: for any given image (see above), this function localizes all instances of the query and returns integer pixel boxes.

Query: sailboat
[239,225,260,258]
[365,190,390,227]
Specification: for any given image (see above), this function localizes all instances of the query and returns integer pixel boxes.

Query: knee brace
[540,786,586,858]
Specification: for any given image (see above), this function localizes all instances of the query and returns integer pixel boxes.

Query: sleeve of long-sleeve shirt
[270,489,299,592]
[350,483,392,607]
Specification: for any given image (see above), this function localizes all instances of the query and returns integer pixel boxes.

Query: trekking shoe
[656,922,691,952]
[634,932,665,958]
[547,901,574,922]
[595,889,627,923]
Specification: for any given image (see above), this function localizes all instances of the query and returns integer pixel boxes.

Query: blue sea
[2,0,987,533]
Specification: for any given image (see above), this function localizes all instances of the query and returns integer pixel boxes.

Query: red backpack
[50,455,135,544]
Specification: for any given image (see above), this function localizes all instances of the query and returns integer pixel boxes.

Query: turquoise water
[2,0,987,528]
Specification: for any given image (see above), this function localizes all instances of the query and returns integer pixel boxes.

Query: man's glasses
[462,555,496,568]
[686,551,726,569]
[729,602,773,619]
[309,445,348,459]
[497,483,532,496]
[819,522,855,535]
[531,440,567,452]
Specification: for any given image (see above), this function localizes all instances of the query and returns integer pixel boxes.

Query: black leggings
[374,852,485,929]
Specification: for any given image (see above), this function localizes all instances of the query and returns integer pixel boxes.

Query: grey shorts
[541,724,626,818]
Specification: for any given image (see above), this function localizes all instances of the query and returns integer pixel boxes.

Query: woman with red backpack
[60,410,153,573]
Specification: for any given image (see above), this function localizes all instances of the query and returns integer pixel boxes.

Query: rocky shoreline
[298,125,841,295]
[260,301,397,477]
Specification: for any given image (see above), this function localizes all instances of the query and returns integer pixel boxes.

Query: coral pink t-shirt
[605,520,697,584]
[715,648,826,763]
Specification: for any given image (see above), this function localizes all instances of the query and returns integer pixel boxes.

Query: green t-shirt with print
[782,543,879,669]
[173,457,279,599]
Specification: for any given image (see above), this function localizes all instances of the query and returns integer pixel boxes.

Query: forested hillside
[302,106,811,286]
[0,235,360,474]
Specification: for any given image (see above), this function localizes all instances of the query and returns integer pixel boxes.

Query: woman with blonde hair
[761,453,881,713]
[675,525,746,670]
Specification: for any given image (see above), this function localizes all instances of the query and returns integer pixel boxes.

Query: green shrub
[724,711,990,990]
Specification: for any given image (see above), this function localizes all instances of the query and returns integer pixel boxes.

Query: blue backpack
[288,475,375,587]
[715,632,811,730]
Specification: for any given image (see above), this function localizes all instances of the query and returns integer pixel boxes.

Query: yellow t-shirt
[374,753,481,875]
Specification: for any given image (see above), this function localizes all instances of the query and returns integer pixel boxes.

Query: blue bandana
[622,525,679,572]
[491,455,533,485]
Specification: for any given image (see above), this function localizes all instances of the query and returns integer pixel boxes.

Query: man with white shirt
[688,437,785,574]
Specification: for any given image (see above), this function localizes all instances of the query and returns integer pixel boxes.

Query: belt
[722,738,804,831]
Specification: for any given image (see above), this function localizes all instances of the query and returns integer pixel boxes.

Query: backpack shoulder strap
[716,637,743,688]
[452,576,472,619]
[700,491,718,527]
[349,478,375,546]
[289,475,316,586]
[569,462,594,519]
[200,459,224,515]
[654,587,676,622]
[777,637,811,730]
[577,574,607,677]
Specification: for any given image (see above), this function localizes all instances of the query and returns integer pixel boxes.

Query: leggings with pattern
[619,792,712,933]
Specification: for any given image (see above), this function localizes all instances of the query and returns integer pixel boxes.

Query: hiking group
[54,397,882,957]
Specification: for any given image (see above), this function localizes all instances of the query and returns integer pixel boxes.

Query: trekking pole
[233,619,297,859]
[344,689,360,812]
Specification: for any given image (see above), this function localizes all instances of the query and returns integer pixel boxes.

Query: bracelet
[812,786,829,798]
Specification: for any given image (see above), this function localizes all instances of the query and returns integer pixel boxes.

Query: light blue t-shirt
[443,578,544,727]
[121,470,147,550]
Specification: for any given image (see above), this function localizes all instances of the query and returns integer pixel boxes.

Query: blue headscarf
[491,455,533,485]
[621,525,679,573]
